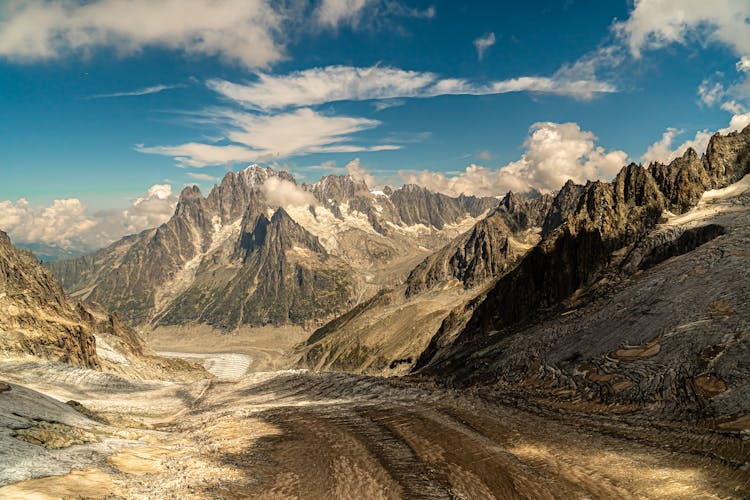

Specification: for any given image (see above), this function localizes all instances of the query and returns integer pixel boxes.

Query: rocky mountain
[405,192,552,296]
[298,191,558,374]
[0,230,205,380]
[49,166,498,331]
[413,126,750,421]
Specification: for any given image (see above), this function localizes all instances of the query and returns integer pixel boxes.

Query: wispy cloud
[90,84,183,99]
[207,64,616,112]
[136,107,400,167]
[186,172,220,182]
[315,0,435,29]
[474,32,495,61]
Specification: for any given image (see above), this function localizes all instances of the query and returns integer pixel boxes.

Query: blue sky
[1,0,749,252]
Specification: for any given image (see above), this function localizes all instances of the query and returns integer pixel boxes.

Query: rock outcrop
[0,230,99,369]
[0,230,207,380]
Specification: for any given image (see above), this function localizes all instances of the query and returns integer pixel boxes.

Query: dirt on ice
[0,363,748,499]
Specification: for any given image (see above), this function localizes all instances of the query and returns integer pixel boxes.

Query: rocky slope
[0,230,206,380]
[297,192,559,374]
[49,167,497,330]
[0,230,99,369]
[415,126,750,423]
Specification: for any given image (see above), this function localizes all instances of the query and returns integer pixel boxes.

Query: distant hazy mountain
[15,242,89,263]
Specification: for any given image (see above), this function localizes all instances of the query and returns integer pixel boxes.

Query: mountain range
[48,169,496,330]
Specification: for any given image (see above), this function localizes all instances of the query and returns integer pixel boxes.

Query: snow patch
[95,336,130,365]
[702,174,750,201]
[285,203,380,254]
[153,217,241,313]
[666,174,750,227]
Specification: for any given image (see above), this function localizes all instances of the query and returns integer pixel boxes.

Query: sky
[1,0,749,254]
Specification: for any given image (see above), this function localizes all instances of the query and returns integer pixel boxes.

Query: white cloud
[614,0,750,59]
[344,158,377,188]
[315,0,374,28]
[474,32,495,61]
[0,0,284,69]
[0,184,178,252]
[207,65,615,111]
[641,128,712,164]
[314,0,435,29]
[698,80,726,107]
[477,150,492,161]
[641,112,750,164]
[137,108,399,166]
[724,112,750,132]
[90,83,182,98]
[119,184,178,234]
[401,122,628,196]
[261,177,316,208]
[373,99,406,111]
[136,142,259,168]
[613,0,750,112]
[186,172,220,182]
[0,198,96,249]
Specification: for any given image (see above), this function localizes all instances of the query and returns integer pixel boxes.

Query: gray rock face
[404,193,551,297]
[207,166,294,223]
[649,148,712,213]
[389,184,496,229]
[158,207,355,329]
[541,180,586,237]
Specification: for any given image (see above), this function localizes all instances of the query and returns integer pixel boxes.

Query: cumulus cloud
[641,112,750,164]
[137,108,399,167]
[0,0,285,69]
[614,0,750,59]
[401,122,628,196]
[641,128,712,164]
[261,177,316,208]
[206,65,616,111]
[474,32,495,61]
[0,198,97,249]
[344,158,377,188]
[0,184,178,252]
[477,150,492,161]
[119,184,178,234]
[90,83,183,99]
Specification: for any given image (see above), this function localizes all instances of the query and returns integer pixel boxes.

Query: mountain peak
[179,184,203,202]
